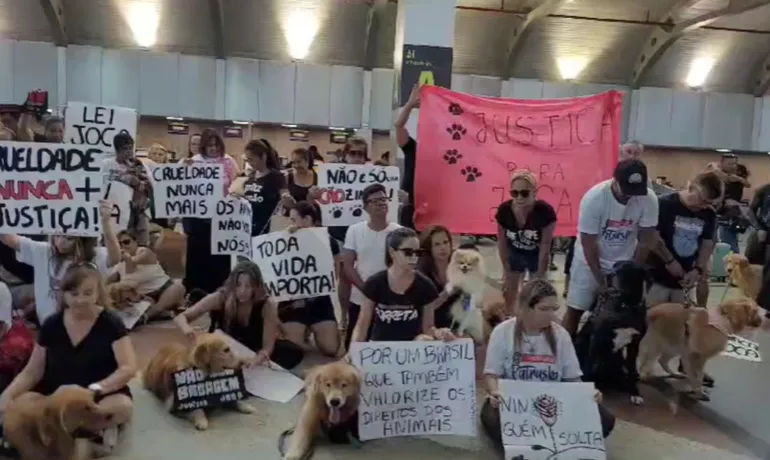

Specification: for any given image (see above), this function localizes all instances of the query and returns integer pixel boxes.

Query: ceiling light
[127,1,160,48]
[329,126,346,131]
[686,57,714,88]
[283,9,319,60]
[282,124,298,128]
[232,121,250,125]
[716,148,731,153]
[557,57,587,81]
[166,116,183,121]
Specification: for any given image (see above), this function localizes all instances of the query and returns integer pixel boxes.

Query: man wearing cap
[562,159,659,337]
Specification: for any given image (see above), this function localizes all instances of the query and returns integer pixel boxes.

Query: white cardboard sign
[102,180,132,232]
[499,380,606,460]
[721,335,762,362]
[149,163,224,218]
[113,300,151,330]
[212,198,252,258]
[349,339,477,441]
[316,164,400,226]
[64,102,137,151]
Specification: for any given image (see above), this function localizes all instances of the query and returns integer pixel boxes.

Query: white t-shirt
[574,179,658,271]
[343,221,401,306]
[484,318,581,381]
[17,237,111,323]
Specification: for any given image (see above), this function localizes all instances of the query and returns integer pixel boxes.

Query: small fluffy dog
[445,248,488,341]
[107,281,143,310]
[142,333,254,430]
[724,253,763,299]
[638,297,763,400]
[282,361,361,460]
[3,386,112,460]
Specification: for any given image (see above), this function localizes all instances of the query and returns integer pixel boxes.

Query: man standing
[562,160,659,337]
[647,172,722,307]
[714,154,750,253]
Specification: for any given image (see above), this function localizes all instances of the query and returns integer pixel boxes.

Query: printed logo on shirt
[520,354,556,364]
[375,306,418,323]
[506,229,539,251]
[672,215,704,258]
[243,181,264,203]
[508,352,560,381]
[601,218,634,245]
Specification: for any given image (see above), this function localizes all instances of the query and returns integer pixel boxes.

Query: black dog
[574,260,648,405]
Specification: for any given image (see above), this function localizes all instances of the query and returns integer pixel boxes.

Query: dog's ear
[304,367,322,394]
[190,338,213,374]
[37,400,72,446]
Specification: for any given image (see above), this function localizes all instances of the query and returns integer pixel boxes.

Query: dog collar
[461,294,472,311]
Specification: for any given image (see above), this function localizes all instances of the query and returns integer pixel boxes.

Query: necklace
[520,332,538,354]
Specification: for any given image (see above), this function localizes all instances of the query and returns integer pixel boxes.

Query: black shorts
[279,296,337,327]
[146,280,174,303]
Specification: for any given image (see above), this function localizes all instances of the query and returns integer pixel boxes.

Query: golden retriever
[142,333,254,430]
[638,297,763,400]
[724,253,763,299]
[282,361,361,460]
[107,281,143,310]
[3,386,112,460]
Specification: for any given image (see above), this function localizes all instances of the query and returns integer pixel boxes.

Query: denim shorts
[506,250,539,274]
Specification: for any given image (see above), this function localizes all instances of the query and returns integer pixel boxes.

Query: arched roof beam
[209,0,226,59]
[39,0,67,46]
[502,0,569,79]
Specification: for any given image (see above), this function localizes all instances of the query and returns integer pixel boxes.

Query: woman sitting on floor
[0,263,137,456]
[107,230,186,321]
[174,261,304,370]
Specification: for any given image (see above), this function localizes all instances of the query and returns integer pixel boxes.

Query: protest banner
[414,86,621,236]
[149,163,224,218]
[102,181,131,232]
[498,381,606,460]
[0,142,106,236]
[252,227,335,302]
[212,197,252,258]
[721,335,762,362]
[171,367,247,412]
[316,164,400,226]
[64,102,138,151]
[349,339,477,441]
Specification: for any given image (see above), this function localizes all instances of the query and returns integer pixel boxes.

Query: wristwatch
[88,383,104,400]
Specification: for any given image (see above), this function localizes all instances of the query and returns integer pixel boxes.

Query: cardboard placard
[149,163,224,218]
[0,142,106,236]
[211,197,252,258]
[102,181,132,232]
[171,367,247,412]
[349,339,477,441]
[64,102,138,151]
[316,164,400,226]
[112,300,151,330]
[721,335,762,362]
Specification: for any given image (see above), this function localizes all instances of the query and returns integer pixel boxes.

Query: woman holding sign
[480,279,614,443]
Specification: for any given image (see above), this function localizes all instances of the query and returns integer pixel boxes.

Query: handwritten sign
[251,227,335,302]
[171,367,247,412]
[102,181,131,232]
[316,164,400,226]
[112,300,151,330]
[0,142,105,236]
[212,198,252,258]
[149,164,223,218]
[499,381,606,460]
[64,102,137,150]
[349,339,477,441]
[414,86,621,236]
[721,335,762,362]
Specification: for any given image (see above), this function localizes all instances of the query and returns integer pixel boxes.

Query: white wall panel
[542,82,576,99]
[330,66,363,128]
[0,40,13,103]
[66,45,102,105]
[258,61,295,124]
[224,58,260,122]
[294,63,330,126]
[369,68,394,131]
[13,41,57,106]
[507,79,543,99]
[178,55,216,119]
[669,91,704,148]
[139,51,179,117]
[629,87,673,146]
[451,74,472,93]
[702,92,754,151]
[753,97,770,152]
[471,76,502,97]
[101,49,140,110]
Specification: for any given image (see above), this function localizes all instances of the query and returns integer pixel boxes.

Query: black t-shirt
[495,200,557,254]
[724,179,745,203]
[361,270,437,341]
[750,184,770,232]
[36,309,128,396]
[243,170,286,236]
[421,268,460,329]
[401,137,416,206]
[287,170,317,203]
[649,192,716,287]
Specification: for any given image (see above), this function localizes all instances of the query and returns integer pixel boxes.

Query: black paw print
[447,123,467,140]
[350,204,363,217]
[332,206,343,219]
[448,102,463,116]
[443,149,462,165]
[461,166,482,182]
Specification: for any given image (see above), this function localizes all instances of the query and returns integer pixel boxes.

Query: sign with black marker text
[64,102,138,151]
[498,381,606,460]
[316,164,400,226]
[102,181,131,232]
[721,335,762,362]
[171,367,246,412]
[212,197,252,258]
[149,163,224,218]
[349,339,477,441]
[251,227,335,302]
[0,142,105,236]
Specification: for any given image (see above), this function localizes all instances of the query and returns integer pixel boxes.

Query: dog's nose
[329,397,341,407]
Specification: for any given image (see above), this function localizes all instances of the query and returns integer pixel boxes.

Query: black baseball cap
[614,159,648,196]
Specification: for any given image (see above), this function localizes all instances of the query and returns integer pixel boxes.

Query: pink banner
[414,86,622,236]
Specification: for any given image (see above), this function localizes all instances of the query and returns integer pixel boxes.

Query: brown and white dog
[282,361,361,460]
[142,333,254,430]
[3,386,113,460]
[106,280,143,310]
[638,297,763,400]
[724,253,763,300]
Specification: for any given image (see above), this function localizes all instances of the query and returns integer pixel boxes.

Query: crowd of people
[0,86,768,458]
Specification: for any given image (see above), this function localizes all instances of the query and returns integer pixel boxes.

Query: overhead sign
[398,44,453,107]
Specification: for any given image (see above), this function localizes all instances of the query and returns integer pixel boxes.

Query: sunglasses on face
[397,248,425,257]
[510,189,531,198]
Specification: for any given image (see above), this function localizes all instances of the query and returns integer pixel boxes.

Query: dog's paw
[236,401,256,414]
[194,418,209,430]
[284,453,304,460]
[667,372,687,380]
[630,395,644,406]
[683,389,710,402]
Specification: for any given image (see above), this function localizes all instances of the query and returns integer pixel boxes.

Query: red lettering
[316,188,345,205]
[0,179,74,200]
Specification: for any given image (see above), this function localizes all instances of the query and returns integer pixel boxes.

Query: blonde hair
[56,263,112,312]
[147,143,169,164]
[515,279,558,354]
[510,170,537,189]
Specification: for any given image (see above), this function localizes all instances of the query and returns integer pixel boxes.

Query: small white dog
[445,248,487,341]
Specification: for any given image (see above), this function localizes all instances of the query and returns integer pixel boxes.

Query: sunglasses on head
[397,248,425,257]
[510,189,531,198]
